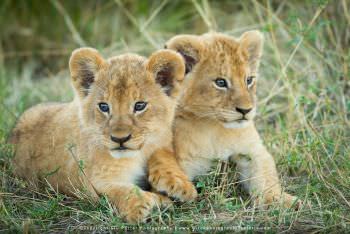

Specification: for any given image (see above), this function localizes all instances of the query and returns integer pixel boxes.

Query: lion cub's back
[9,102,71,181]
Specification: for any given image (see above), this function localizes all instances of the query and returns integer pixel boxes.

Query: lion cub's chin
[223,120,252,129]
[109,150,141,159]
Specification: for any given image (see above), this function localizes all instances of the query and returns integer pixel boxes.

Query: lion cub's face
[69,48,185,158]
[166,31,263,128]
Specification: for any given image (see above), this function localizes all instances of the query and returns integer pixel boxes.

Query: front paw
[255,192,301,210]
[121,191,170,223]
[149,169,197,202]
[280,192,302,210]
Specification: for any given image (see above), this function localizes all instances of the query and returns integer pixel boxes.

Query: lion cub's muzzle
[107,131,145,159]
[220,106,256,129]
[110,134,132,150]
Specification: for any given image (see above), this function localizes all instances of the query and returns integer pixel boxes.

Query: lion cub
[10,48,191,223]
[149,31,300,208]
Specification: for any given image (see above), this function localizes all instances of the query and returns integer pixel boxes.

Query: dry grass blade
[114,0,159,49]
[50,0,87,47]
[191,0,216,31]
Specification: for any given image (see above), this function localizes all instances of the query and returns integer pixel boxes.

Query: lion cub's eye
[98,102,110,113]
[214,78,228,89]
[246,76,255,87]
[134,101,148,113]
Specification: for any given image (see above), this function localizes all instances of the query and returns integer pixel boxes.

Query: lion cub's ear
[146,49,185,98]
[165,35,204,74]
[239,30,264,73]
[69,48,106,98]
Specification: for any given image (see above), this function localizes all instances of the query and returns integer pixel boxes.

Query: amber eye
[247,76,255,86]
[134,101,148,112]
[214,78,228,88]
[98,102,110,113]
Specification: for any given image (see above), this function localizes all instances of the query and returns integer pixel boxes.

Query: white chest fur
[181,121,257,180]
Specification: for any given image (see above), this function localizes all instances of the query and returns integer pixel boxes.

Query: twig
[2,49,71,59]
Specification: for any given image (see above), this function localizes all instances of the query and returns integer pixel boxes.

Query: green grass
[1,0,349,232]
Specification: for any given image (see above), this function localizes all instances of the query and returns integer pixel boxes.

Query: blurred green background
[0,0,349,232]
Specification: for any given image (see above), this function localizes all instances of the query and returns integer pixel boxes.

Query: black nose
[110,134,132,144]
[236,107,252,115]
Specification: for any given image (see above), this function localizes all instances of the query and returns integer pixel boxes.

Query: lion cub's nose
[110,134,132,144]
[236,107,252,115]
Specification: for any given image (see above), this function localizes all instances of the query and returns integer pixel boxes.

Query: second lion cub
[149,31,300,209]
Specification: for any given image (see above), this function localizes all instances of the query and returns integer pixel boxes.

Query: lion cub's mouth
[111,146,129,151]
[237,117,248,122]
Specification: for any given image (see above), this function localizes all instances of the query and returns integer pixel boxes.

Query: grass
[0,0,349,232]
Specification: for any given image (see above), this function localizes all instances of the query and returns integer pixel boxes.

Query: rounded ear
[146,49,185,98]
[239,30,264,73]
[69,47,106,98]
[165,35,204,75]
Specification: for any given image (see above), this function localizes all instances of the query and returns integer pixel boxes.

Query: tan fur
[9,48,188,223]
[149,31,300,209]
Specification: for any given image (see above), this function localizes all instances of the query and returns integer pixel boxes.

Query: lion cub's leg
[148,148,197,202]
[233,129,300,209]
[97,183,171,223]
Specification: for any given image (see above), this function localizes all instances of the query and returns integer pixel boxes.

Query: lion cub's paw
[149,170,197,202]
[121,191,171,223]
[280,192,302,210]
[255,192,301,210]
